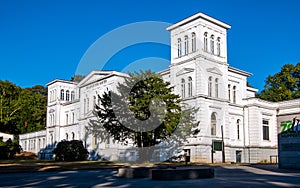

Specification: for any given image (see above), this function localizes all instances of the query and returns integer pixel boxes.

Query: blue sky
[1,0,300,92]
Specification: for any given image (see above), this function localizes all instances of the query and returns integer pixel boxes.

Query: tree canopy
[0,80,47,135]
[259,62,300,102]
[89,70,199,161]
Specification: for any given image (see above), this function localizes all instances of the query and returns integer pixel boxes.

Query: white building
[20,12,288,163]
[0,132,13,142]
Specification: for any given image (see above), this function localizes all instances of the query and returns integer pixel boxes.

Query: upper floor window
[181,78,185,98]
[208,76,212,97]
[211,112,217,136]
[233,86,236,103]
[184,35,189,55]
[71,91,75,101]
[60,89,64,100]
[66,90,70,101]
[84,99,86,114]
[66,114,68,125]
[191,32,196,52]
[188,77,192,97]
[72,112,75,124]
[215,78,219,98]
[228,84,231,102]
[263,120,270,140]
[217,37,221,56]
[237,119,240,140]
[177,38,182,57]
[204,32,208,52]
[210,35,214,54]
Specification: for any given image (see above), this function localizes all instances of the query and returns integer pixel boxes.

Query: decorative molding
[176,68,195,76]
[206,67,223,76]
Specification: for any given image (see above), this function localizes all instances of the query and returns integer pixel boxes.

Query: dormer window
[210,35,214,54]
[191,32,196,52]
[204,32,208,52]
[60,89,64,100]
[184,35,189,55]
[177,38,182,57]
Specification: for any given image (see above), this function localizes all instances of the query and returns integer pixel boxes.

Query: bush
[0,138,21,159]
[53,140,88,161]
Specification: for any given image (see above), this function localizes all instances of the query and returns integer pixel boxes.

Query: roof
[167,12,231,31]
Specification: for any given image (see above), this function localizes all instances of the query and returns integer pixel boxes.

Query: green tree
[0,81,47,134]
[259,63,300,102]
[89,70,199,162]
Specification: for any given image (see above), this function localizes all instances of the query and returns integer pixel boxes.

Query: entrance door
[236,151,242,163]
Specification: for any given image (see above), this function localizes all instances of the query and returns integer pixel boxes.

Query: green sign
[213,140,223,151]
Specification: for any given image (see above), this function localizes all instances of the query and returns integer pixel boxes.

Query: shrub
[53,140,88,161]
[0,138,21,159]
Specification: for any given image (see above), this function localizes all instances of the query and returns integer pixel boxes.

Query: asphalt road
[0,165,300,188]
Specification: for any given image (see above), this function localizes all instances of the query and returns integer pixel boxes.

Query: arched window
[237,119,240,140]
[60,89,64,100]
[66,133,68,141]
[181,79,185,98]
[50,134,53,146]
[72,132,75,140]
[50,91,52,102]
[188,77,192,97]
[66,90,70,101]
[184,35,189,55]
[204,32,208,52]
[177,38,182,57]
[233,86,237,103]
[217,37,221,56]
[71,91,75,101]
[211,113,217,136]
[192,32,196,52]
[215,78,219,98]
[210,35,214,54]
[228,84,231,102]
[208,76,212,97]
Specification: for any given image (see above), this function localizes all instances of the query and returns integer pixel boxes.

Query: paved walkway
[0,165,300,187]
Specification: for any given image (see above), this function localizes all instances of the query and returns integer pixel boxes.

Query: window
[208,76,212,97]
[233,86,236,103]
[66,90,70,101]
[177,38,182,57]
[87,98,90,112]
[181,79,185,98]
[237,119,240,140]
[263,120,270,140]
[217,37,221,56]
[50,91,52,102]
[50,134,53,146]
[204,32,208,52]
[228,84,231,102]
[188,77,192,97]
[60,89,64,100]
[93,96,96,107]
[72,132,75,140]
[66,114,68,125]
[192,33,196,52]
[184,35,189,55]
[66,133,68,141]
[210,35,214,54]
[211,113,217,136]
[72,112,75,124]
[215,78,219,98]
[71,91,75,101]
[84,99,86,113]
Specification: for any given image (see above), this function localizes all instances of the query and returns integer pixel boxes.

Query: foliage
[259,63,300,102]
[53,140,88,161]
[90,70,199,161]
[0,138,21,159]
[71,75,85,83]
[0,80,47,134]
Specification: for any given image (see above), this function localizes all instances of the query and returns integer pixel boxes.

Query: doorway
[236,150,242,163]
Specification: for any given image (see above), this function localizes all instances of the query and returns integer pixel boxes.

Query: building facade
[20,12,289,163]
